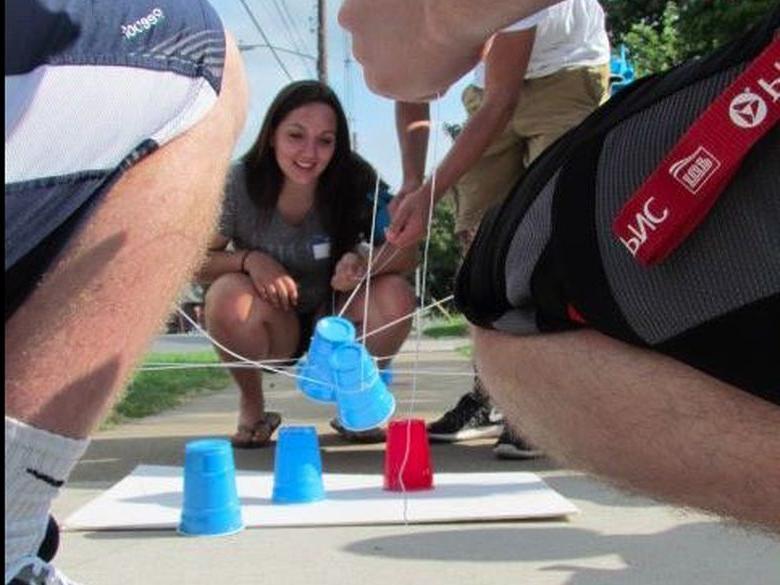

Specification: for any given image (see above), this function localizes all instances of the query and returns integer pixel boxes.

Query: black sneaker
[329,418,386,443]
[493,427,543,459]
[426,393,504,442]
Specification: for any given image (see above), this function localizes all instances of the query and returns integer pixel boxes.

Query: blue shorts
[5,0,227,319]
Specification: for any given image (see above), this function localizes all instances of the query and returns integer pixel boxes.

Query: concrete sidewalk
[53,340,779,584]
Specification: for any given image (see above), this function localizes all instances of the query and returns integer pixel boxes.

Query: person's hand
[385,185,435,249]
[243,251,299,311]
[331,252,368,292]
[338,0,484,101]
[387,178,422,220]
[392,178,422,207]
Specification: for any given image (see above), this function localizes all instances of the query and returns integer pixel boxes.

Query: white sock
[5,417,89,572]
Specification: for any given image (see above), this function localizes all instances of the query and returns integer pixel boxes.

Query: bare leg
[340,274,415,366]
[5,37,248,439]
[205,273,299,441]
[474,326,780,532]
[4,36,247,573]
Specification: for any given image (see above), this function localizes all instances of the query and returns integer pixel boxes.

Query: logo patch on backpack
[669,146,721,195]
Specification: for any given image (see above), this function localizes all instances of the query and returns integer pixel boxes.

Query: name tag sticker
[312,240,331,260]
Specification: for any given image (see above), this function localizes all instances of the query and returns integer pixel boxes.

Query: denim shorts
[5,0,227,319]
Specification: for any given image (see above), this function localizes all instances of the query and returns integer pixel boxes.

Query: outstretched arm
[339,0,558,100]
[386,29,535,248]
[395,101,431,197]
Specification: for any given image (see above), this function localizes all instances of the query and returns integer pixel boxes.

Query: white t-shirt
[473,0,610,87]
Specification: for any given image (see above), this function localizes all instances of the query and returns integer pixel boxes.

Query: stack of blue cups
[297,317,356,403]
[330,342,396,432]
[272,426,326,504]
[179,439,244,537]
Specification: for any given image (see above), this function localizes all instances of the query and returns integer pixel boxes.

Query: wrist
[239,250,253,273]
[420,180,442,203]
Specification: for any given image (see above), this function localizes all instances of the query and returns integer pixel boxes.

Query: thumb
[386,200,412,241]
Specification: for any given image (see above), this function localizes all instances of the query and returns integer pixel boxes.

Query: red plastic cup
[383,419,434,491]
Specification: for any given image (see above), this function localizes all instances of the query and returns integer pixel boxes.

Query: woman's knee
[205,274,259,329]
[370,275,415,320]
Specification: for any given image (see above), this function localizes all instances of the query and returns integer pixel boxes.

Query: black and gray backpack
[456,8,779,401]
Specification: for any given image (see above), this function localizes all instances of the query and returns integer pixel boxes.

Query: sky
[209,0,472,191]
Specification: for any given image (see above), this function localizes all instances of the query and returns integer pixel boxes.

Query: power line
[343,29,357,150]
[237,0,294,81]
[269,0,315,77]
[238,43,315,62]
[283,0,316,56]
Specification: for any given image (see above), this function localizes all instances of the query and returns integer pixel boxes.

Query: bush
[419,195,461,311]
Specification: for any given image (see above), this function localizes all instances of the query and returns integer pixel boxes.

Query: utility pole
[317,0,327,83]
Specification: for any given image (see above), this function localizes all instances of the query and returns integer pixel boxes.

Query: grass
[102,351,231,428]
[456,344,473,358]
[422,314,468,338]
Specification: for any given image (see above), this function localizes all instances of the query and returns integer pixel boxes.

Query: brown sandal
[230,412,282,449]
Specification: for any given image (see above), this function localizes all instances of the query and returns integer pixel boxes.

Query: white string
[361,173,382,341]
[140,362,296,372]
[140,361,475,378]
[170,292,461,379]
[175,308,334,388]
[397,93,442,522]
[359,295,454,342]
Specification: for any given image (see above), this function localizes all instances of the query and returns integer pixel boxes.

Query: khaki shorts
[452,64,610,234]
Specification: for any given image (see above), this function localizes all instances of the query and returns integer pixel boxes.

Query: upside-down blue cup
[330,343,396,432]
[297,316,356,403]
[179,439,243,537]
[272,426,326,504]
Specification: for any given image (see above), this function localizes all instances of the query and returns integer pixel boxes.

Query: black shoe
[493,428,543,459]
[427,393,504,442]
[329,418,386,443]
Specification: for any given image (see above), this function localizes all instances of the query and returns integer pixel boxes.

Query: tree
[605,0,775,75]
[423,196,461,308]
[622,1,683,77]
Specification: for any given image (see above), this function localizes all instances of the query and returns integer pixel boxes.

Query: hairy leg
[205,273,300,428]
[5,37,249,439]
[341,274,415,365]
[474,326,780,532]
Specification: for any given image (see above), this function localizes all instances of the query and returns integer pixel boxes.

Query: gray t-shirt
[219,165,334,314]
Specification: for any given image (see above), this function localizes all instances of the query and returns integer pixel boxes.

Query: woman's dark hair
[241,80,379,262]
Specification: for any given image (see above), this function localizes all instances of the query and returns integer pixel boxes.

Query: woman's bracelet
[239,250,252,273]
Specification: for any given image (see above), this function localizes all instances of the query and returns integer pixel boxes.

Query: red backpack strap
[613,38,779,266]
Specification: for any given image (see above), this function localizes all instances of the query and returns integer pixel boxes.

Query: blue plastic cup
[380,363,394,386]
[330,343,396,432]
[297,316,356,403]
[179,439,243,536]
[272,426,326,504]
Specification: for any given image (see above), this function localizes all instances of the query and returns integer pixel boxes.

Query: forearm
[372,244,418,275]
[195,248,249,283]
[396,101,430,187]
[425,96,515,200]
